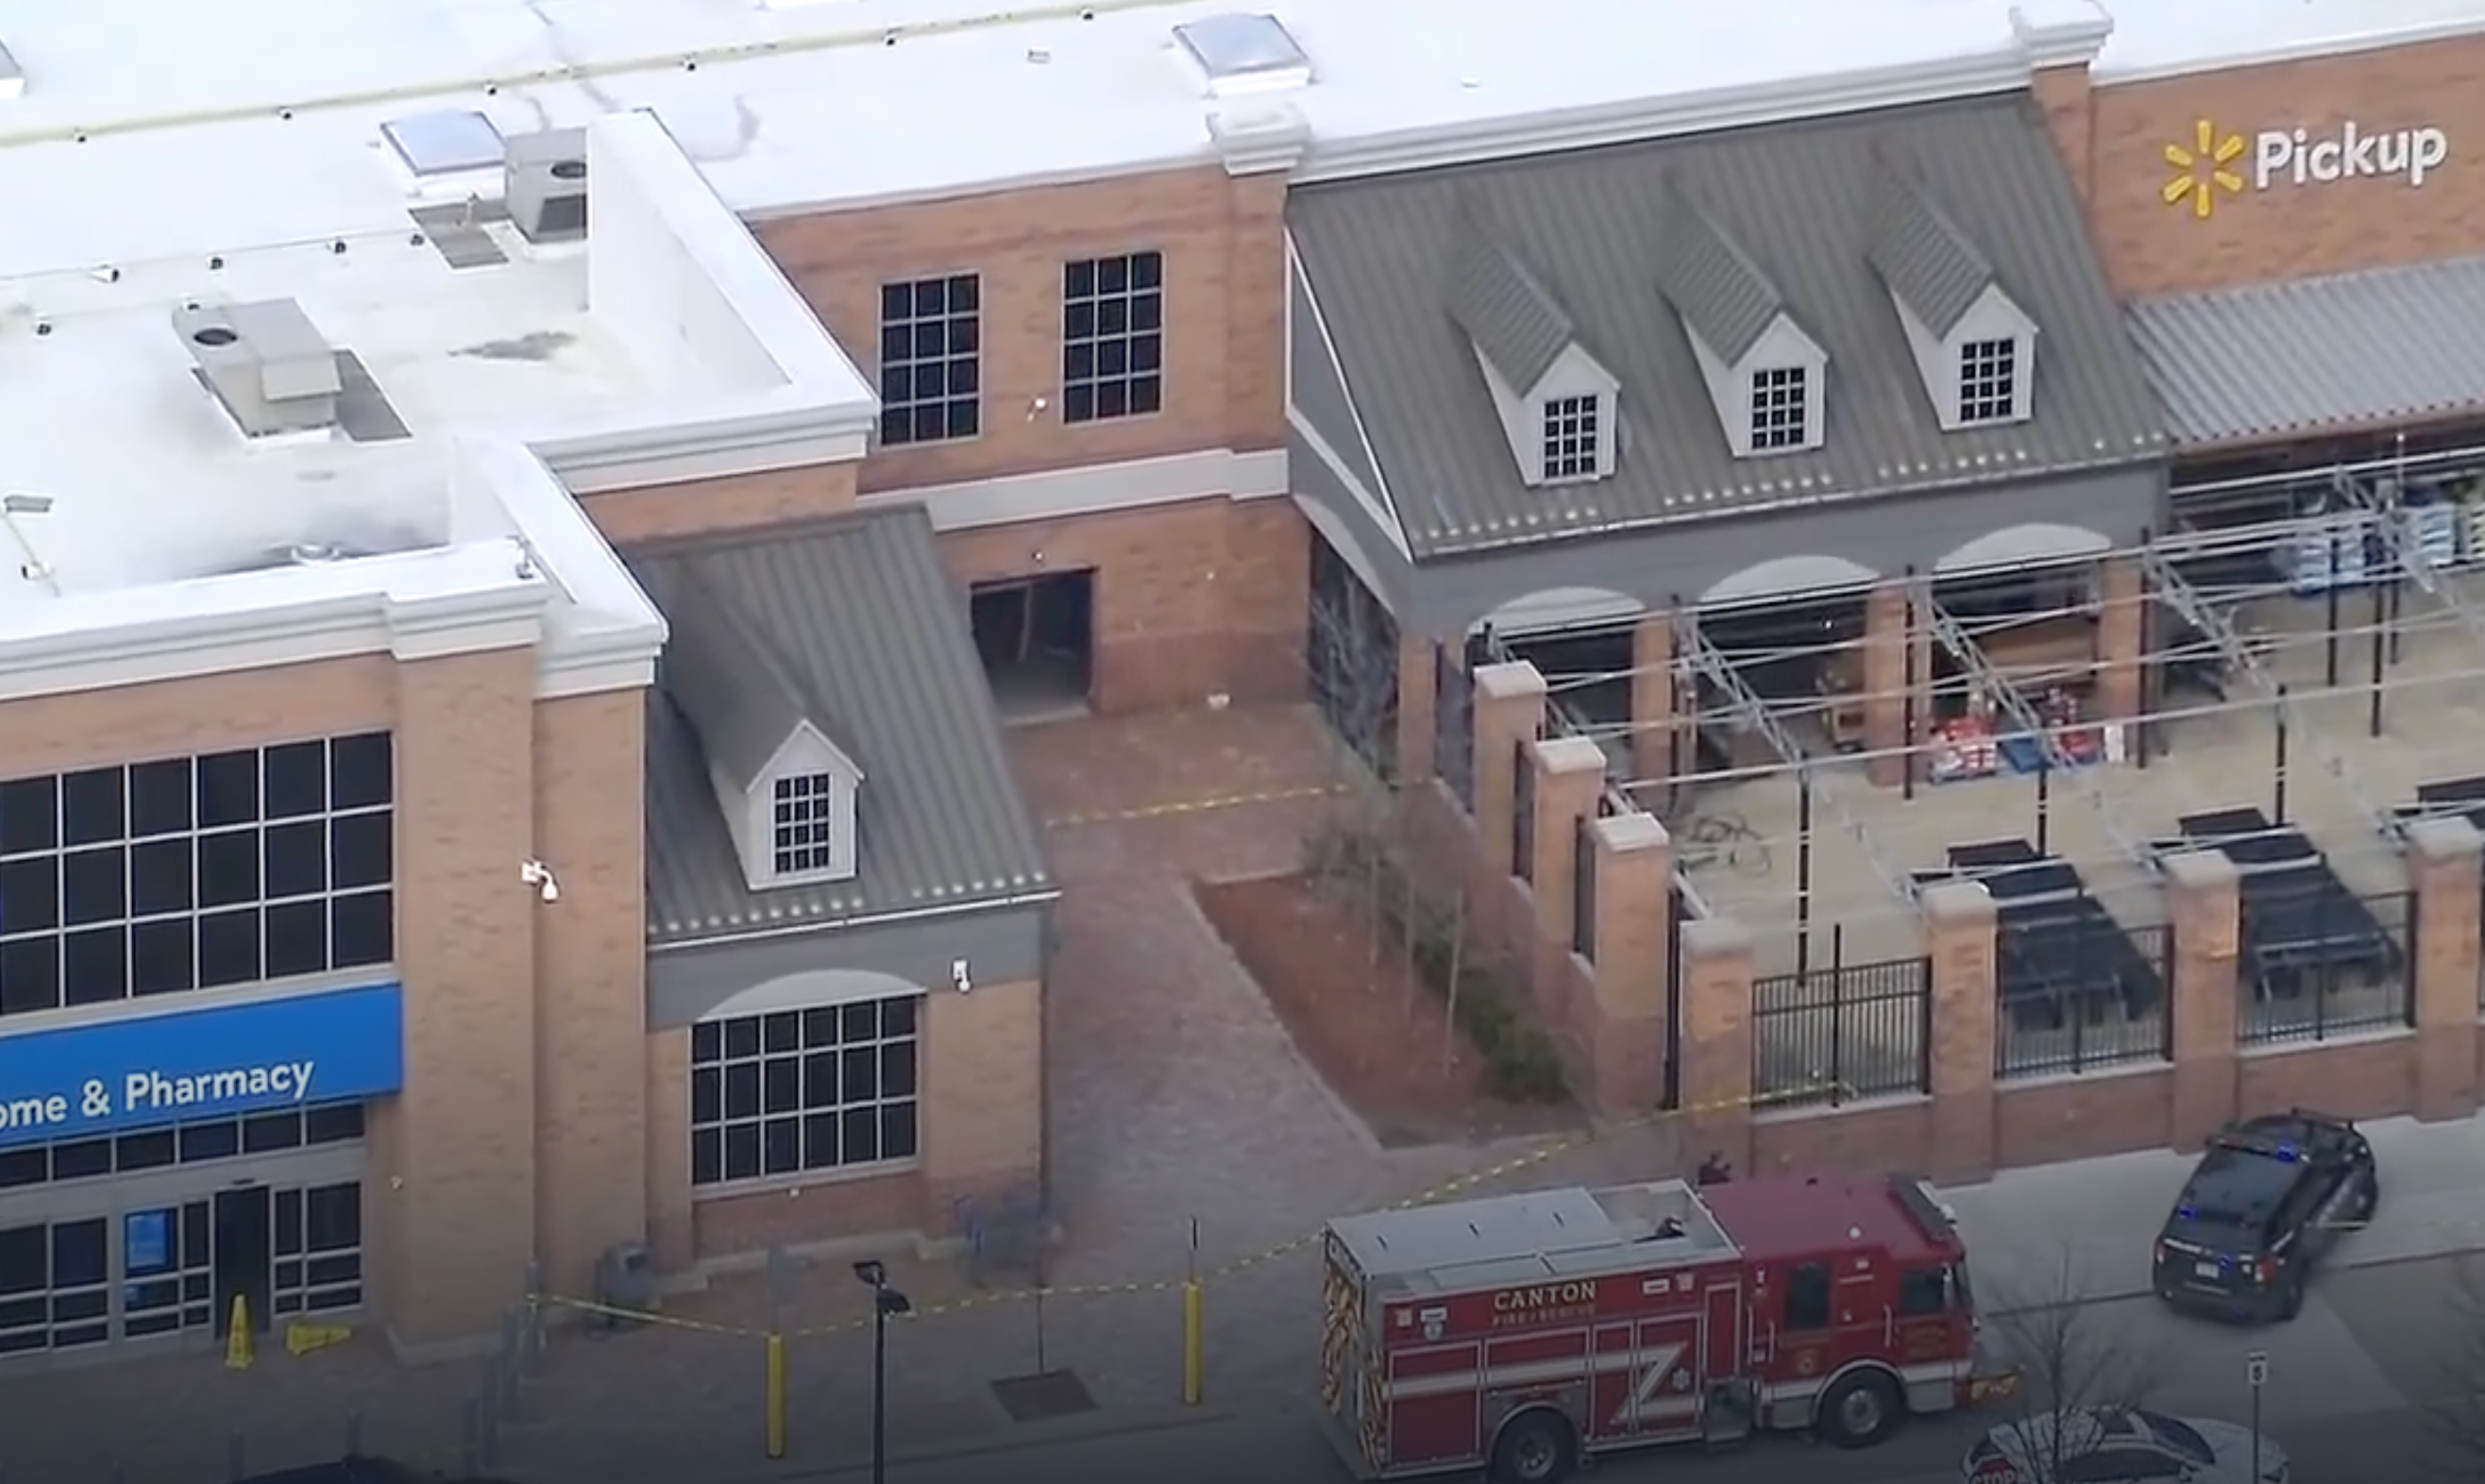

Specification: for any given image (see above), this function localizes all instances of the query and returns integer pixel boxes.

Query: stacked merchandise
[1929,702,1998,784]
[2272,482,2371,595]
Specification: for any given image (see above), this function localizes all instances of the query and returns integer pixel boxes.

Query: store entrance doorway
[971,570,1096,722]
[211,1187,273,1339]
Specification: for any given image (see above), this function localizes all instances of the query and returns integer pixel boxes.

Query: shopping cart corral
[1921,838,2163,1035]
[2170,809,2403,1002]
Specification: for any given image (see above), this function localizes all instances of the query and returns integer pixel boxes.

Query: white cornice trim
[1293,52,2036,184]
[860,447,1288,531]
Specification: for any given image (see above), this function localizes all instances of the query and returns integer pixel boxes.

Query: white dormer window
[1542,395,1603,481]
[771,772,841,876]
[1957,338,2019,426]
[1749,366,1809,451]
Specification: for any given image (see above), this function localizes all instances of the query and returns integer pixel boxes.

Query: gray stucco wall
[646,900,1054,1030]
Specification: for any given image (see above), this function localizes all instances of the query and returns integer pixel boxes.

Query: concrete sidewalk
[1937,1107,2485,1307]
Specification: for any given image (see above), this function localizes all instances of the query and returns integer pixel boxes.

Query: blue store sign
[0,984,402,1149]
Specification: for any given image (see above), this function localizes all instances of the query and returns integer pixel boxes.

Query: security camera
[519,860,561,903]
[950,958,972,994]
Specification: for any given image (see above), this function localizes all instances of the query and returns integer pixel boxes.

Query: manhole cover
[990,1368,1098,1423]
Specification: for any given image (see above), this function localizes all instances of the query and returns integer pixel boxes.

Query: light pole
[854,1259,913,1484]
[2246,1350,2268,1483]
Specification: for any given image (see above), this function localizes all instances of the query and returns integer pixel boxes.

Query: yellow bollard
[765,1332,788,1459]
[1181,1281,1204,1406]
[225,1295,254,1371]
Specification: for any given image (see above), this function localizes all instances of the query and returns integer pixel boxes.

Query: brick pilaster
[2408,817,2484,1121]
[2165,851,2241,1148]
[1862,583,1925,788]
[2096,556,2145,730]
[1395,634,1438,785]
[1631,612,1678,787]
[1471,662,1547,879]
[1580,815,1673,1115]
[1921,881,1999,1182]
[1527,736,1607,1023]
[1680,918,1757,1175]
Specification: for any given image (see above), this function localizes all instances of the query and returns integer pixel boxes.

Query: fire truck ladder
[2137,546,2393,832]
[1918,587,2154,868]
[1677,615,1916,904]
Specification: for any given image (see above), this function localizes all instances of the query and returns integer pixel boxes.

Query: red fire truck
[1317,1172,2020,1483]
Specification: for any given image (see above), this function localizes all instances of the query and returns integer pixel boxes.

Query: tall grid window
[0,734,395,1018]
[1749,365,1809,451]
[1541,396,1601,481]
[877,274,981,447]
[1061,250,1164,424]
[689,999,921,1188]
[770,773,837,876]
[1957,338,2019,425]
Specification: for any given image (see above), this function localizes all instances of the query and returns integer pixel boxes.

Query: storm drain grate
[989,1368,1097,1423]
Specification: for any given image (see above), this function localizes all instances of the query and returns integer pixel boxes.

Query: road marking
[1045,784,1347,827]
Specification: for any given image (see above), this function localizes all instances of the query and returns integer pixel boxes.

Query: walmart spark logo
[2163,119,2247,218]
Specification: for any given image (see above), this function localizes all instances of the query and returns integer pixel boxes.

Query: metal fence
[1572,813,1598,958]
[1751,935,1932,1107]
[1994,922,2175,1079]
[1434,642,1475,808]
[2239,889,2417,1045]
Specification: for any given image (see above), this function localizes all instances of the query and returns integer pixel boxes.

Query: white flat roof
[0,106,875,701]
[2,0,2479,231]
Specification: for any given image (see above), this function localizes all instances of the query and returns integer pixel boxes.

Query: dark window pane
[196,830,261,908]
[950,275,979,313]
[762,1058,800,1114]
[840,1003,878,1042]
[305,1255,358,1288]
[178,1121,241,1161]
[690,1020,722,1064]
[1063,303,1096,344]
[1095,256,1127,295]
[0,938,59,1015]
[60,927,128,1006]
[51,1140,110,1181]
[1132,374,1163,415]
[0,779,57,857]
[1132,251,1161,289]
[722,1123,761,1182]
[129,838,194,916]
[722,1064,761,1121]
[197,909,262,987]
[878,407,913,446]
[1132,292,1162,333]
[60,847,126,926]
[264,901,327,980]
[882,996,918,1038]
[799,1007,837,1046]
[243,1111,302,1153]
[329,734,392,810]
[0,856,59,934]
[305,1184,360,1251]
[1095,379,1128,420]
[0,1226,42,1292]
[761,1012,800,1054]
[841,1046,878,1102]
[880,1042,918,1099]
[802,1052,837,1106]
[127,761,193,837]
[330,891,392,968]
[690,1066,721,1124]
[947,400,981,440]
[262,742,326,818]
[195,751,259,828]
[762,1118,801,1175]
[60,770,125,847]
[274,1189,304,1257]
[882,1102,920,1161]
[263,820,326,899]
[115,1130,176,1172]
[51,1220,106,1286]
[0,1150,43,1189]
[1064,259,1094,298]
[303,1104,363,1144]
[1064,383,1095,424]
[689,1128,721,1186]
[722,1017,761,1059]
[801,1112,838,1169]
[839,1107,879,1166]
[129,919,195,997]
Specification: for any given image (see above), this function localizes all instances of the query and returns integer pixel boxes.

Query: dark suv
[2152,1109,2379,1323]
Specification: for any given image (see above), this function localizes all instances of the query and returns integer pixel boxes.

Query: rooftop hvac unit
[171,299,344,438]
[504,127,588,245]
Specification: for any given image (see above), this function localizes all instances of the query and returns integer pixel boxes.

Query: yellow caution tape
[1045,784,1349,828]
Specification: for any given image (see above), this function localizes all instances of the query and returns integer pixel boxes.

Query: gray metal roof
[2130,253,2485,449]
[651,565,822,792]
[1653,178,1786,365]
[638,507,1054,947]
[1286,95,2166,558]
[1866,153,1996,340]
[1446,204,1578,392]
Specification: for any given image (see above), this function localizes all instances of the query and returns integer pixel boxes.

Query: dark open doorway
[971,570,1096,723]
